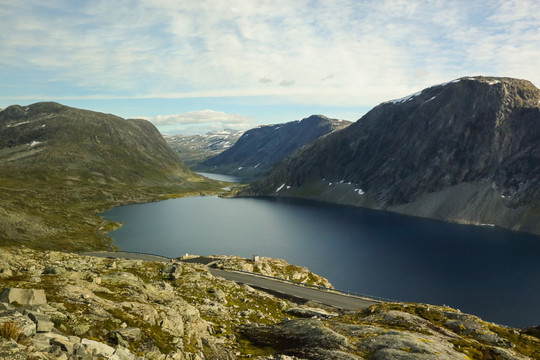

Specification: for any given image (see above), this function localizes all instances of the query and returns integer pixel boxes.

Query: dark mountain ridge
[243,77,540,235]
[196,115,351,179]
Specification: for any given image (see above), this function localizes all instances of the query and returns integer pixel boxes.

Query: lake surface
[102,195,540,328]
[196,172,246,183]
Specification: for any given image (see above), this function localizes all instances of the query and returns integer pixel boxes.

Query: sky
[1,0,540,134]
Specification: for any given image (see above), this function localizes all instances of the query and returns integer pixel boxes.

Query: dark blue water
[102,195,540,328]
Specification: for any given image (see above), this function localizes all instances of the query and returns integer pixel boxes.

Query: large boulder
[0,288,47,305]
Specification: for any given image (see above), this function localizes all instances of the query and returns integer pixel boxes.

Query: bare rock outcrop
[0,246,538,359]
[210,255,333,288]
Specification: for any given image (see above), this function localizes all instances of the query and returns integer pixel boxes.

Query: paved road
[209,268,378,310]
[80,251,378,310]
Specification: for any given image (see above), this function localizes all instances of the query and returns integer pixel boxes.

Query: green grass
[0,170,229,251]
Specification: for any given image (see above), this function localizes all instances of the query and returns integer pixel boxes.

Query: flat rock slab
[0,288,47,305]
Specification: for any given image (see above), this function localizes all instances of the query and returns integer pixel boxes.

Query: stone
[361,330,466,360]
[72,323,91,336]
[212,289,227,303]
[0,312,37,337]
[115,346,137,360]
[285,307,338,319]
[81,338,116,357]
[0,266,13,277]
[42,265,65,275]
[112,327,142,342]
[167,264,183,280]
[241,319,349,351]
[27,311,55,332]
[0,288,47,305]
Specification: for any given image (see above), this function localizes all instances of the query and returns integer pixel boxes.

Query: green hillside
[0,102,226,250]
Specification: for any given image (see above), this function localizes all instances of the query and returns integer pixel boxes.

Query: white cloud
[139,110,253,135]
[2,0,540,110]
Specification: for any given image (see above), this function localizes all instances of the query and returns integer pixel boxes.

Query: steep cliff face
[197,115,350,179]
[244,77,540,235]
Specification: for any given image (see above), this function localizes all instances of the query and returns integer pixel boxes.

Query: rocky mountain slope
[164,130,244,168]
[242,77,540,235]
[1,247,538,359]
[0,102,225,250]
[196,115,350,179]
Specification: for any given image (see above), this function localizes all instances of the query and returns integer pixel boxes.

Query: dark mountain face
[196,115,350,179]
[245,77,540,235]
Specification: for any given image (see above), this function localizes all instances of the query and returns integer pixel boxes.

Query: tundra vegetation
[0,247,539,359]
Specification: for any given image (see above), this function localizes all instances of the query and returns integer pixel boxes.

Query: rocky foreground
[0,247,538,359]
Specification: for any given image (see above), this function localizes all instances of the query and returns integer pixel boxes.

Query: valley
[1,76,539,359]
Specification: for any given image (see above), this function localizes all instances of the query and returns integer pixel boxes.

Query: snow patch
[276,183,286,192]
[436,78,462,88]
[238,167,243,170]
[427,96,436,102]
[254,163,260,168]
[390,90,422,104]
[29,141,42,147]
[7,121,30,128]
[354,188,365,195]
[488,80,500,85]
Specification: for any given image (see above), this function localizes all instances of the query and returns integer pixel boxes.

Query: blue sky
[1,0,540,134]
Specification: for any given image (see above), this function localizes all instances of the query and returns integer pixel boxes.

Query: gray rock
[0,266,13,277]
[285,306,338,319]
[445,319,509,347]
[0,288,47,305]
[30,333,53,351]
[212,289,227,303]
[42,265,65,275]
[27,311,55,332]
[166,264,183,280]
[112,327,142,342]
[0,312,37,337]
[115,346,138,360]
[360,330,466,360]
[241,319,348,351]
[81,338,116,357]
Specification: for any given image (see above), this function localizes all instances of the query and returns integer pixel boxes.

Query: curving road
[81,251,379,310]
[209,268,378,310]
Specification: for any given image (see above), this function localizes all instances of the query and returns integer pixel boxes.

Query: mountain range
[163,129,244,168]
[242,77,540,235]
[196,115,351,179]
